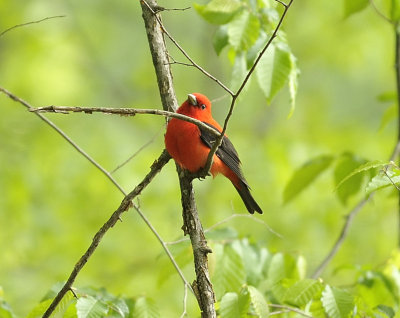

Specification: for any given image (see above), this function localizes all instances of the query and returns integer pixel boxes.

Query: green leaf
[227,10,260,51]
[76,296,108,318]
[375,305,395,318]
[107,298,129,317]
[247,286,269,317]
[287,52,299,118]
[335,160,386,191]
[237,239,270,286]
[256,43,293,104]
[0,301,15,318]
[132,297,159,318]
[194,0,242,25]
[238,287,251,318]
[260,7,280,30]
[284,279,323,306]
[213,26,229,55]
[309,291,326,318]
[321,285,354,318]
[267,253,299,287]
[213,243,246,298]
[283,155,334,204]
[365,168,400,195]
[379,104,397,131]
[27,291,76,318]
[220,293,240,318]
[206,227,238,241]
[230,53,248,92]
[334,153,366,204]
[246,31,268,69]
[157,240,192,286]
[344,0,369,17]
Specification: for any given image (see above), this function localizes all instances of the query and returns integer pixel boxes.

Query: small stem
[395,29,400,247]
[42,150,171,318]
[31,105,219,137]
[0,15,66,37]
[141,0,233,96]
[202,0,294,176]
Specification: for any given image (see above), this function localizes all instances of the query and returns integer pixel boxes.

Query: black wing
[199,122,249,187]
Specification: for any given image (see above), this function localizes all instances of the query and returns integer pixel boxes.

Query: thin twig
[0,15,66,37]
[312,139,400,278]
[1,87,193,313]
[368,0,393,24]
[31,105,220,137]
[314,15,400,275]
[235,0,292,98]
[206,213,282,238]
[395,29,400,247]
[180,284,189,318]
[111,127,163,174]
[202,0,294,176]
[133,203,194,294]
[141,0,233,96]
[166,213,282,246]
[311,196,372,279]
[269,304,314,318]
[383,169,400,191]
[42,150,171,318]
[0,87,125,194]
[155,6,191,12]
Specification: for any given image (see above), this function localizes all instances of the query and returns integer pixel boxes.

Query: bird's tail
[235,181,263,214]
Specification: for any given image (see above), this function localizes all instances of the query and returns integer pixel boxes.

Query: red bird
[165,93,263,214]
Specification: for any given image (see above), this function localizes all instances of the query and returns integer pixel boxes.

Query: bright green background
[0,0,397,316]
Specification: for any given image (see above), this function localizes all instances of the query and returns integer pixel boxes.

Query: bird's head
[178,93,212,119]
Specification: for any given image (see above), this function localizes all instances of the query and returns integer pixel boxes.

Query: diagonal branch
[1,86,194,314]
[202,0,294,176]
[111,128,162,174]
[0,15,66,37]
[30,105,220,137]
[141,0,233,96]
[311,139,400,278]
[0,87,125,194]
[311,196,373,279]
[42,150,171,318]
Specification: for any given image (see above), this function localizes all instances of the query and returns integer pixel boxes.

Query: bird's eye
[201,104,206,110]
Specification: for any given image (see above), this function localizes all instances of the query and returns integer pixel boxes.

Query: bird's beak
[188,94,198,106]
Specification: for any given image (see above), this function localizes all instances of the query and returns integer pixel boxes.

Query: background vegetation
[1,0,399,316]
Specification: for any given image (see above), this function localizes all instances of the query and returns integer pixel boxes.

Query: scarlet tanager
[165,93,263,214]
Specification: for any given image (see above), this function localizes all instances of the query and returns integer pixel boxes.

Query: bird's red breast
[164,93,263,214]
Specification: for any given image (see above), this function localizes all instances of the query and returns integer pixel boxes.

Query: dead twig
[0,15,66,37]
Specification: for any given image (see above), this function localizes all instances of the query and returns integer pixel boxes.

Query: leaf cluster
[195,0,299,114]
[3,234,399,317]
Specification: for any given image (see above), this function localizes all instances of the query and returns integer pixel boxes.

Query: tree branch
[1,86,195,314]
[42,150,171,318]
[202,0,294,177]
[0,15,66,37]
[30,105,220,137]
[312,15,400,277]
[141,1,217,316]
[311,139,400,278]
[179,172,215,317]
[311,196,373,279]
[395,29,400,247]
[141,0,233,96]
[0,87,125,194]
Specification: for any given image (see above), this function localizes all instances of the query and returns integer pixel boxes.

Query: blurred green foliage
[1,0,400,316]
